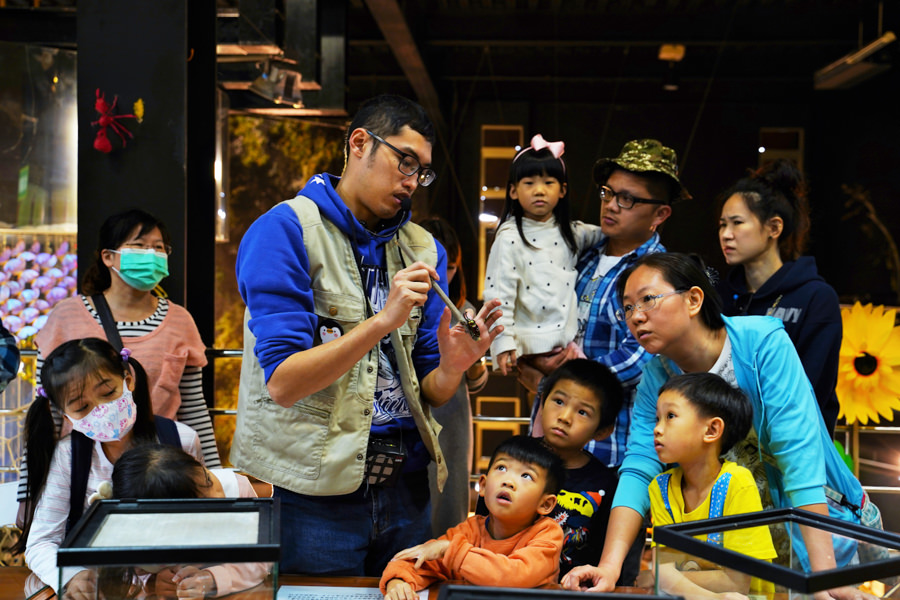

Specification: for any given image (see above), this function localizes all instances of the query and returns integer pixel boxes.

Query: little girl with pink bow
[484,134,602,375]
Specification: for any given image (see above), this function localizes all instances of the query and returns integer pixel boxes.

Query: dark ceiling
[2,0,896,124]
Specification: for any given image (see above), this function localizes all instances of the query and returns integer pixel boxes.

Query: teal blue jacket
[614,315,864,567]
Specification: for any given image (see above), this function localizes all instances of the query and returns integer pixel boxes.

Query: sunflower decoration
[836,302,900,424]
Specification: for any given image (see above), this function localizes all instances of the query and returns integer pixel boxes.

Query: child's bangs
[511,150,566,183]
[44,354,119,408]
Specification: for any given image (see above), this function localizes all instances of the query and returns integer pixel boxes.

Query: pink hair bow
[513,134,566,170]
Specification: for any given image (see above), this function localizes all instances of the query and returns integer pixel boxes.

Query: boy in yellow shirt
[649,372,776,599]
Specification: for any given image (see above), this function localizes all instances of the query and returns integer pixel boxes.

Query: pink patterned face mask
[66,381,137,442]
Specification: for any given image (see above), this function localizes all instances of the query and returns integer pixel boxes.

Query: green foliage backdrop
[213,115,345,464]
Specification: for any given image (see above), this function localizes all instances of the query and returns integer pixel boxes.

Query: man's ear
[593,424,615,442]
[704,417,724,445]
[652,204,673,228]
[537,493,558,516]
[347,128,369,159]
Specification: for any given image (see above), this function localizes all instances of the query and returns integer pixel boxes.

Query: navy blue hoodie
[717,257,842,436]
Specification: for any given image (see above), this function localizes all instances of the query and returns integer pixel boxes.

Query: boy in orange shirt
[380,436,565,598]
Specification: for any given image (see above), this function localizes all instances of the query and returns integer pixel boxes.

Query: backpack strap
[706,472,733,546]
[154,416,180,448]
[66,431,94,535]
[656,473,674,522]
[91,294,123,351]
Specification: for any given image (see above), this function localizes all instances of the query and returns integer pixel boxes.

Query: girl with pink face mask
[17,337,203,597]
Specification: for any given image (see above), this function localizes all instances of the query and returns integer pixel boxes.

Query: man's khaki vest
[231,196,447,495]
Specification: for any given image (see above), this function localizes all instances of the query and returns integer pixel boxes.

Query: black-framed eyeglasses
[615,289,688,322]
[599,185,667,209]
[365,129,436,187]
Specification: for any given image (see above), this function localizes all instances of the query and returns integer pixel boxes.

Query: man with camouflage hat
[523,138,689,467]
[520,139,688,585]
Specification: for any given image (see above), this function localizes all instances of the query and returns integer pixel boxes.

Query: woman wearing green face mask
[16,210,220,518]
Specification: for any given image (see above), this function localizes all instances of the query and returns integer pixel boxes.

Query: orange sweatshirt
[380,515,563,593]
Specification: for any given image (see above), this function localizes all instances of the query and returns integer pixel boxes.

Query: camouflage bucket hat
[593,139,691,202]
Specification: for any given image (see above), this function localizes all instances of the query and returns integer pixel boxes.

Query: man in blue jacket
[233,95,501,576]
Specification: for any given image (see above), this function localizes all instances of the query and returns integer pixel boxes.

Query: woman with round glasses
[563,253,878,598]
[17,209,219,512]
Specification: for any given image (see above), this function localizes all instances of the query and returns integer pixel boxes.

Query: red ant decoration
[91,89,136,153]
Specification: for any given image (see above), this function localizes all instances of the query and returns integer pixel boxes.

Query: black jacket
[718,257,842,436]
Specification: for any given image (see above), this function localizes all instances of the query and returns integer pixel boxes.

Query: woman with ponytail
[716,159,842,436]
[17,338,202,596]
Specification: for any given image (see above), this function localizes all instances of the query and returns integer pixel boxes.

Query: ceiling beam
[363,0,446,133]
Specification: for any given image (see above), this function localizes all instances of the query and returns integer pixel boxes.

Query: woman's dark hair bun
[753,158,806,200]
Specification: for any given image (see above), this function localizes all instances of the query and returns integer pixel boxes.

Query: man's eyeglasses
[599,185,667,210]
[366,129,436,187]
[615,289,688,322]
[121,242,173,255]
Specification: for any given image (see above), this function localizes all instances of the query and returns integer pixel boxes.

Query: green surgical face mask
[111,248,169,292]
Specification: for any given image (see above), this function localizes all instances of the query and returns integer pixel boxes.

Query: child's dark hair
[82,209,172,295]
[658,372,752,455]
[720,158,810,261]
[541,359,623,432]
[16,337,157,553]
[344,94,434,160]
[419,216,466,308]
[113,444,206,500]
[488,435,565,496]
[501,139,576,253]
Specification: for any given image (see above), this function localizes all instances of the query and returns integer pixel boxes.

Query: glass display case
[652,507,900,599]
[57,497,280,600]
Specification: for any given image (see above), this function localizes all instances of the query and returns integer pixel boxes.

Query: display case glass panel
[653,508,900,599]
[57,498,279,600]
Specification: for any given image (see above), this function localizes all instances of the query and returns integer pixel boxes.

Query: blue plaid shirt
[573,233,665,466]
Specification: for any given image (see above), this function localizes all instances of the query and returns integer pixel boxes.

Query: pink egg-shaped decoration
[16,325,38,341]
[31,276,54,294]
[45,267,64,280]
[47,287,69,304]
[3,257,26,274]
[33,314,48,330]
[0,248,10,262]
[5,299,23,314]
[55,241,69,257]
[0,286,9,304]
[19,269,40,285]
[5,281,22,296]
[35,252,54,267]
[30,241,41,253]
[0,272,7,284]
[44,255,59,270]
[21,306,40,323]
[63,276,77,291]
[20,251,36,264]
[2,315,23,332]
[19,288,39,304]
[34,299,50,312]
[62,254,77,270]
[13,240,25,254]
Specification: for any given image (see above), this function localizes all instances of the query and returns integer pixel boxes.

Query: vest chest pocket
[312,289,365,344]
